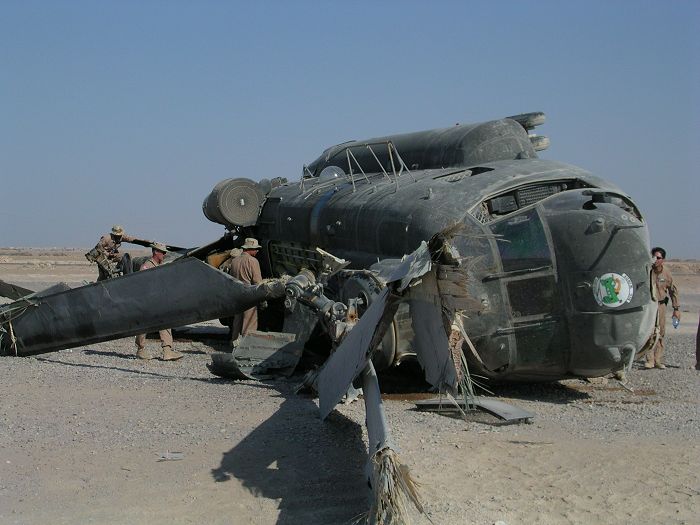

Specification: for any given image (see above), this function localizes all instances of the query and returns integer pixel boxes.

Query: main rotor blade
[0,279,34,300]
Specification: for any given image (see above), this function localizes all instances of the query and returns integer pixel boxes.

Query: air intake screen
[516,184,561,207]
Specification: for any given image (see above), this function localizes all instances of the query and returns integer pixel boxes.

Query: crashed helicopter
[1,112,656,379]
[202,111,657,382]
[0,111,658,522]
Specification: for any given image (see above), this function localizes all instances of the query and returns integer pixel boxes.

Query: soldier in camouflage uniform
[92,225,152,281]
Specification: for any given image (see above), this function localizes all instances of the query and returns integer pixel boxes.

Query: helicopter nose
[542,192,655,378]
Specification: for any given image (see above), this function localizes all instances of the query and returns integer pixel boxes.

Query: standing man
[135,242,183,361]
[217,248,242,333]
[646,246,680,369]
[90,225,152,281]
[225,238,263,342]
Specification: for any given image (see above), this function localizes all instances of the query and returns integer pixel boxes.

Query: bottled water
[672,316,680,329]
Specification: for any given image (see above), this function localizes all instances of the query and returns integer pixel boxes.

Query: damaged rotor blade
[363,360,393,457]
[374,240,461,393]
[0,279,35,301]
[407,270,458,393]
[317,287,399,420]
[362,360,424,525]
[0,257,285,356]
[317,241,436,420]
[31,283,73,297]
[163,244,190,254]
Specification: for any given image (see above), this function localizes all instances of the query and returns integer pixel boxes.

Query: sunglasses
[654,256,664,260]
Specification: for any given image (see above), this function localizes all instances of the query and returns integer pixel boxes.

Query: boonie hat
[241,238,262,250]
[111,225,125,236]
[151,242,167,253]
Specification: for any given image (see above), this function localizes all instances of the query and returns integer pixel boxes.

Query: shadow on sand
[211,384,369,525]
[379,359,592,405]
[36,352,235,385]
[493,381,590,404]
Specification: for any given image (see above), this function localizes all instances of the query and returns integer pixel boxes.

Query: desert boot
[162,347,184,361]
[136,347,154,360]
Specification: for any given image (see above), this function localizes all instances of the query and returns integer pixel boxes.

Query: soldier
[91,225,152,281]
[224,238,263,342]
[646,246,680,369]
[219,248,243,274]
[217,248,243,334]
[134,242,183,361]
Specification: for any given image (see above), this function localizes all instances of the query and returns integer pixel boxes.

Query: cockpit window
[581,190,643,220]
[491,209,552,272]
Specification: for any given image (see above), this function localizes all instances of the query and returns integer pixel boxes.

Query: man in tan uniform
[92,225,152,281]
[646,246,680,369]
[224,238,263,342]
[217,248,242,333]
[134,242,183,361]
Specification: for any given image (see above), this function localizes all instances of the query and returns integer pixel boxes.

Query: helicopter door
[490,207,567,375]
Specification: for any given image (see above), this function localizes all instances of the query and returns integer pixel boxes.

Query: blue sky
[2,1,698,257]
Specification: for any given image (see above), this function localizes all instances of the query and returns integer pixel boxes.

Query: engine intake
[202,178,266,228]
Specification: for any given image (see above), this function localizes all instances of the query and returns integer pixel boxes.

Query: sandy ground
[1,250,699,525]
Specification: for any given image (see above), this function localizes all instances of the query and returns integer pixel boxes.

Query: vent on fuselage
[469,180,591,224]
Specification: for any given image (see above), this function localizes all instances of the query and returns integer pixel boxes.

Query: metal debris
[157,451,184,461]
[208,331,300,380]
[415,396,534,424]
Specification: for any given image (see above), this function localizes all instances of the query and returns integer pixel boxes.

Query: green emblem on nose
[594,272,633,308]
[600,276,619,304]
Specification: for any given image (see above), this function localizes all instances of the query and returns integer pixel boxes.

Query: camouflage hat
[111,225,125,236]
[241,237,261,250]
[151,242,167,253]
[229,248,243,258]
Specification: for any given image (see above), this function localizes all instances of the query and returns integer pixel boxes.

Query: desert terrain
[0,249,698,525]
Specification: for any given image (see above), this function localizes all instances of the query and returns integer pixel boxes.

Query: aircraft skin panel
[259,158,605,262]
[306,118,537,177]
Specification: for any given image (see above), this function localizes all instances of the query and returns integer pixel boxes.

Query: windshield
[491,208,552,272]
